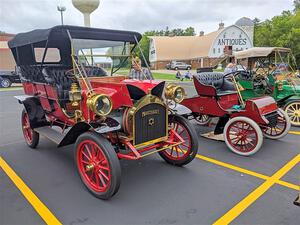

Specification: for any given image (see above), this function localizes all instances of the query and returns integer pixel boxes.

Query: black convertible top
[8,25,142,48]
[8,25,142,66]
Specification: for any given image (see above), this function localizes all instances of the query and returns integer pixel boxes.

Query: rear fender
[276,94,295,107]
[15,95,49,128]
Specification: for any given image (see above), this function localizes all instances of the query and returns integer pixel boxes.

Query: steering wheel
[253,74,272,95]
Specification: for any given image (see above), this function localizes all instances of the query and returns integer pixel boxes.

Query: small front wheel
[260,108,291,140]
[224,117,263,156]
[159,115,198,166]
[21,109,39,148]
[75,132,121,199]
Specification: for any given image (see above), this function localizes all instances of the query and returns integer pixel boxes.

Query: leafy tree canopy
[254,3,300,65]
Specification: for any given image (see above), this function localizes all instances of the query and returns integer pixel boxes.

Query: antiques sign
[217,38,247,46]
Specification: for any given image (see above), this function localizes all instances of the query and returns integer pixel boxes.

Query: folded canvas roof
[234,47,291,59]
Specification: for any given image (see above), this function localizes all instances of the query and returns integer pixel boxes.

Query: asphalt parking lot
[0,87,299,225]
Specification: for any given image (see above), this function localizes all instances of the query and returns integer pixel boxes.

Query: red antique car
[181,72,290,156]
[8,26,198,199]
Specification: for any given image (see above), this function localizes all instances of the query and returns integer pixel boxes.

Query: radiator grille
[134,103,167,146]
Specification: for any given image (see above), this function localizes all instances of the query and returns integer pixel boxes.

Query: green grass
[117,71,189,81]
[151,72,178,80]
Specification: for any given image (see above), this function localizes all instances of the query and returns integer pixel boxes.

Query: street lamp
[57,5,66,25]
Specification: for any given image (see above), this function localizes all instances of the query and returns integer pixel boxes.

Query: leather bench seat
[194,72,236,95]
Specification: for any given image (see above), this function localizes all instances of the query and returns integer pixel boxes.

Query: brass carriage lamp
[277,81,283,91]
[69,83,82,107]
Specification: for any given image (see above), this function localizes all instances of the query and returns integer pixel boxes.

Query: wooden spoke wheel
[284,100,300,127]
[224,117,263,156]
[194,114,212,126]
[75,132,121,199]
[260,109,290,139]
[21,109,39,148]
[159,115,198,166]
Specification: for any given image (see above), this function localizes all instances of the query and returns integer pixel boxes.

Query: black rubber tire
[1,78,12,88]
[21,109,39,148]
[75,131,121,199]
[159,115,198,166]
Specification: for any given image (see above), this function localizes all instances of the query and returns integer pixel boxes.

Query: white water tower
[72,0,100,27]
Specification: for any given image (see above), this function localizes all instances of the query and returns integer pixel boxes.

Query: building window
[236,48,238,51]
[213,48,216,54]
[218,48,220,53]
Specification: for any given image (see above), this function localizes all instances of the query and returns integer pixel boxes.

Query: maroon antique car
[181,72,290,156]
[8,26,198,199]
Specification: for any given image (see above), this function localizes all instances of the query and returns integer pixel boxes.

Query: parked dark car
[0,70,21,88]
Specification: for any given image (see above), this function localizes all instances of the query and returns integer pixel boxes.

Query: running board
[34,127,65,145]
[200,131,224,141]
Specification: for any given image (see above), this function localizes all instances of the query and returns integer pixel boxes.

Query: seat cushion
[194,72,235,93]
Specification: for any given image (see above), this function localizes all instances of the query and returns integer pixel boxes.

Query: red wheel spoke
[175,146,179,157]
[98,165,109,171]
[94,170,100,186]
[81,151,91,160]
[81,159,90,164]
[85,145,93,159]
[99,170,109,181]
[97,171,106,187]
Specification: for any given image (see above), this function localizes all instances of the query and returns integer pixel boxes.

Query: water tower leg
[84,13,91,27]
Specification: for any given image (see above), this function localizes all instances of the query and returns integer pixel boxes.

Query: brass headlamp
[87,94,113,116]
[165,84,185,103]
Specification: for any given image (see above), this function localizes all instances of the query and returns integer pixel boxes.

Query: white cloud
[0,0,295,34]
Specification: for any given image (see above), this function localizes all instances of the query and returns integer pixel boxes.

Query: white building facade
[149,17,254,69]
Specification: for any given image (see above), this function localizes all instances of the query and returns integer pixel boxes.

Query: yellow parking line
[289,130,300,135]
[0,87,22,92]
[212,154,300,225]
[0,157,62,225]
[195,154,298,190]
[195,154,269,180]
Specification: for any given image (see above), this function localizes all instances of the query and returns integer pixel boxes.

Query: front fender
[58,117,121,147]
[169,103,192,116]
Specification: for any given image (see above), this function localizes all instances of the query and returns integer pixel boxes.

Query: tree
[294,0,300,12]
[254,7,300,65]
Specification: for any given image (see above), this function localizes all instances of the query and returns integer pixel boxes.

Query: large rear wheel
[224,117,263,156]
[21,109,39,148]
[75,132,121,199]
[260,109,290,139]
[284,100,300,127]
[159,115,198,166]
